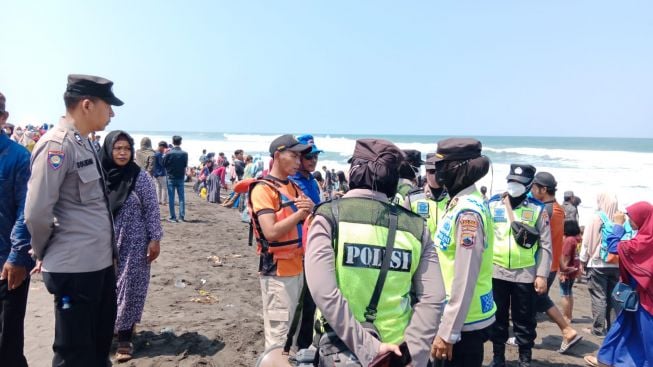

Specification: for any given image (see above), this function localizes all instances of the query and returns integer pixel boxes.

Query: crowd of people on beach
[1,74,652,367]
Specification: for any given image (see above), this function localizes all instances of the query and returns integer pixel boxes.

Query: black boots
[488,355,506,367]
[518,349,532,367]
[488,350,531,367]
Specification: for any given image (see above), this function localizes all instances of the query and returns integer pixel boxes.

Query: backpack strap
[330,197,340,255]
[247,177,302,249]
[542,200,554,220]
[364,204,399,323]
[598,211,611,225]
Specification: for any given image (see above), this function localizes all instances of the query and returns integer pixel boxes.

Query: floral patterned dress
[114,170,163,332]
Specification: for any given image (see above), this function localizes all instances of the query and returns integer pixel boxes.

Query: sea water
[129,131,653,225]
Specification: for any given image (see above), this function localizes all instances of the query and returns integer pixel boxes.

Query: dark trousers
[588,267,619,335]
[296,287,316,349]
[43,266,117,367]
[436,327,490,367]
[0,277,30,367]
[491,278,536,357]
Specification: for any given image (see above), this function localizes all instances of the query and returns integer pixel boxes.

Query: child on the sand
[560,220,582,324]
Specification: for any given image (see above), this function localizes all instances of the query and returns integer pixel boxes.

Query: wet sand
[24,185,603,366]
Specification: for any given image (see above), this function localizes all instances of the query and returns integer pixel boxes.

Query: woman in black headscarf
[100,131,163,362]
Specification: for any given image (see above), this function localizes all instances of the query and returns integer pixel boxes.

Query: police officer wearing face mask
[403,153,448,241]
[427,138,496,367]
[488,164,552,367]
[395,149,423,206]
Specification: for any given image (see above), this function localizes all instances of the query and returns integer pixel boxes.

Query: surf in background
[127,131,653,225]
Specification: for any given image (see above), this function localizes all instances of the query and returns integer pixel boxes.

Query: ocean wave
[483,146,653,166]
[125,132,653,218]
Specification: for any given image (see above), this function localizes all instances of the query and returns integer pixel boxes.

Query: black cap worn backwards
[533,171,557,189]
[66,74,124,106]
[506,163,536,185]
[268,134,311,156]
[427,138,482,164]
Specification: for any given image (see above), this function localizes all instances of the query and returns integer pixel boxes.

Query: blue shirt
[290,172,321,205]
[163,147,188,180]
[606,224,626,255]
[0,133,34,269]
[153,152,167,177]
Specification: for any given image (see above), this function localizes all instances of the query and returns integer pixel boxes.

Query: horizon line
[125,130,653,140]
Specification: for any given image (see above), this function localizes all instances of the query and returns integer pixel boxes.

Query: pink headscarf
[617,201,653,315]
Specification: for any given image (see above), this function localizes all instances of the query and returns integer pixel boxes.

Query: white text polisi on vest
[342,243,412,272]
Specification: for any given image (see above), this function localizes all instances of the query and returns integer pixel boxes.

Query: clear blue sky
[1,1,651,137]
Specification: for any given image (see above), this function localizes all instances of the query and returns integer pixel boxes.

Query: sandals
[584,355,599,367]
[558,333,583,354]
[115,342,134,363]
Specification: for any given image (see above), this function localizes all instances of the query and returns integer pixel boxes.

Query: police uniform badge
[416,202,430,218]
[521,210,534,222]
[446,197,459,211]
[48,151,65,170]
[74,132,83,145]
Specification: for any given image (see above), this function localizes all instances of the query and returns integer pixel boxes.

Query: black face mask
[428,186,448,202]
[435,160,468,189]
[435,157,490,198]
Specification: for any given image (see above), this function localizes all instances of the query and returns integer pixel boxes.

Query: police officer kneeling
[305,139,446,367]
[428,139,496,367]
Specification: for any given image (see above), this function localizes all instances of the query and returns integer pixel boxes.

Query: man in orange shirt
[529,172,582,353]
[248,134,314,349]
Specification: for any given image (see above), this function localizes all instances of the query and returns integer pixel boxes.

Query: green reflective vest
[395,182,414,206]
[434,190,496,324]
[314,197,424,344]
[489,196,543,269]
[407,191,448,237]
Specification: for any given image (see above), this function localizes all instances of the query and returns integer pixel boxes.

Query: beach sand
[24,185,603,366]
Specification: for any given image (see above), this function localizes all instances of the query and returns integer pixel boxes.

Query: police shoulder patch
[47,150,65,170]
[459,214,479,248]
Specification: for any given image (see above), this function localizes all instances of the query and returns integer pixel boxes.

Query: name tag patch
[416,202,430,217]
[493,208,506,222]
[342,243,412,272]
[47,151,65,170]
[76,158,94,169]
